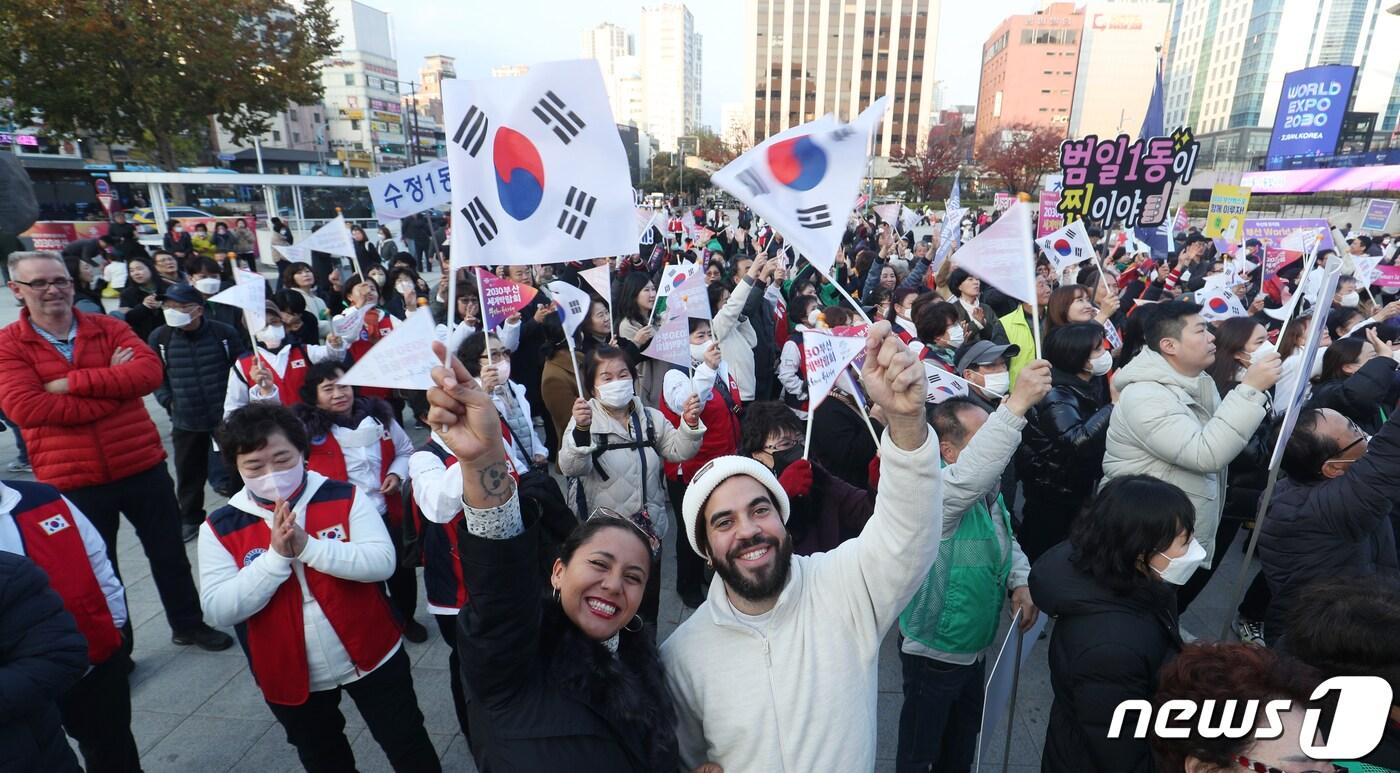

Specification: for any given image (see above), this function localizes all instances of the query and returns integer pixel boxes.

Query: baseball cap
[955,340,1019,373]
[162,284,203,305]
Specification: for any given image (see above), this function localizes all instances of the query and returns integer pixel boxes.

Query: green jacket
[998,306,1038,388]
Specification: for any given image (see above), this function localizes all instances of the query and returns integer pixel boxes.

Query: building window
[344,74,355,86]
[288,109,298,121]
[313,112,321,123]
[351,120,361,130]
[293,132,301,143]
[271,130,281,142]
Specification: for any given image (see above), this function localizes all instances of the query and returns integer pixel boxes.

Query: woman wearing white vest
[198,403,438,772]
[291,361,425,643]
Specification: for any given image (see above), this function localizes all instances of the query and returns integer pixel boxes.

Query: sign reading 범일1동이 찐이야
[1056,127,1200,229]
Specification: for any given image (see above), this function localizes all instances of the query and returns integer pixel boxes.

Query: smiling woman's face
[550,525,650,641]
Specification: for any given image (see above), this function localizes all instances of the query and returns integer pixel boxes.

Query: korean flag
[316,523,347,542]
[40,513,71,535]
[443,60,636,267]
[712,98,889,281]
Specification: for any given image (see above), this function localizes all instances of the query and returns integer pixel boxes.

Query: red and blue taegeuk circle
[1052,238,1073,257]
[767,135,827,191]
[1208,297,1230,314]
[493,127,545,221]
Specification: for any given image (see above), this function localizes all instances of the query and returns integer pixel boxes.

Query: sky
[373,0,1044,127]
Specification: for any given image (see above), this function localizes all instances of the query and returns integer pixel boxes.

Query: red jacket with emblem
[0,309,165,490]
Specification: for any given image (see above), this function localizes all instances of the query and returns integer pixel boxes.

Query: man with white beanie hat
[661,321,944,772]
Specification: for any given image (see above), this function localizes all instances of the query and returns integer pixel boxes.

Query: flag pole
[476,267,496,380]
[565,334,586,401]
[847,366,882,446]
[802,402,815,461]
[444,251,458,366]
[647,251,671,326]
[1030,300,1044,360]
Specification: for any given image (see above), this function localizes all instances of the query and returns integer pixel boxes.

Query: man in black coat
[0,551,89,773]
[148,284,247,541]
[1258,406,1400,646]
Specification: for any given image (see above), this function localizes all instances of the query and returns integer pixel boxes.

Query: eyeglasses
[1326,433,1370,465]
[589,507,661,556]
[1236,754,1344,773]
[763,435,799,454]
[12,277,73,291]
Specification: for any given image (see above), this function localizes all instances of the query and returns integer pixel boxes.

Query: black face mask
[770,444,805,475]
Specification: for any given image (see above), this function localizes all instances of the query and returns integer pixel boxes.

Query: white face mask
[256,325,286,348]
[981,370,1011,396]
[194,277,222,294]
[395,280,415,295]
[244,463,305,502]
[806,309,820,327]
[690,341,712,362]
[596,378,634,408]
[1089,349,1113,376]
[1153,538,1207,585]
[1248,340,1277,364]
[945,324,966,348]
[163,308,194,327]
[495,361,511,383]
[1339,291,1361,308]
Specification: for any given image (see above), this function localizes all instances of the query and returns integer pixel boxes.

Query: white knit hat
[680,455,790,558]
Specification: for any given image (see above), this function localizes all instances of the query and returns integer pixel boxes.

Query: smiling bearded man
[661,322,945,772]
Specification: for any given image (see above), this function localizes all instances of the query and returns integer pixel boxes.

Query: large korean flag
[443,60,635,266]
[712,98,888,279]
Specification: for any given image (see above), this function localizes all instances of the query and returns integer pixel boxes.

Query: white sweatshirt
[661,428,944,772]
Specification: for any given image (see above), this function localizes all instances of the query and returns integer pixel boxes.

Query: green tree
[890,134,966,203]
[0,0,340,171]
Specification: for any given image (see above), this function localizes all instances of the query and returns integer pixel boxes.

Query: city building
[581,23,646,127]
[720,101,749,150]
[1163,0,1400,144]
[1068,1,1171,138]
[974,2,1083,156]
[209,105,331,175]
[743,0,940,157]
[640,3,703,152]
[400,54,455,127]
[320,0,407,176]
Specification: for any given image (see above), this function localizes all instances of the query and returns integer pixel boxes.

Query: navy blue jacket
[0,551,88,773]
[149,317,246,431]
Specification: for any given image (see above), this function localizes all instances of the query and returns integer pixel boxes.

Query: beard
[711,531,794,604]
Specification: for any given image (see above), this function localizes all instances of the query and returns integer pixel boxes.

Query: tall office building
[974,2,1083,155]
[321,0,406,175]
[581,22,645,126]
[1069,1,1171,138]
[640,3,702,152]
[744,0,940,157]
[1163,0,1400,135]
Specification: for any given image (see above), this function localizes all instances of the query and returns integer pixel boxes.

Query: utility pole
[406,79,423,166]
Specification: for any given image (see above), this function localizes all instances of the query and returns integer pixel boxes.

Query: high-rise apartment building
[321,0,406,175]
[1069,1,1170,138]
[1163,0,1400,136]
[640,3,702,152]
[974,2,1083,155]
[743,0,940,156]
[581,22,645,127]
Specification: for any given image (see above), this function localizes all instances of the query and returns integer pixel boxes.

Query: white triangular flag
[210,268,267,332]
[337,308,438,389]
[950,202,1037,304]
[712,102,885,280]
[578,264,612,309]
[801,328,869,409]
[1036,220,1096,273]
[298,213,357,259]
[874,203,900,228]
[546,280,594,338]
[274,244,310,262]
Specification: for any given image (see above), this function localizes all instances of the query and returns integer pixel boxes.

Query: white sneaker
[1232,616,1266,647]
[5,460,31,473]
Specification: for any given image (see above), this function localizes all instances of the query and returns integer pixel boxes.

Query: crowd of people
[0,199,1397,773]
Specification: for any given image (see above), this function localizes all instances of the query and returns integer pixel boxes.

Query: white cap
[680,455,790,558]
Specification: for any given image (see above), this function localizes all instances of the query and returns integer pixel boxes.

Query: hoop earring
[624,614,644,633]
[552,587,561,604]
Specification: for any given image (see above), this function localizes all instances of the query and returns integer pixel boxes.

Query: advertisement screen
[1266,65,1358,162]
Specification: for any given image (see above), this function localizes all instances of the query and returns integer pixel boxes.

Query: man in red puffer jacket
[0,251,231,653]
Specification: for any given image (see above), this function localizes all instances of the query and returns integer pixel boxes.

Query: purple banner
[1361,199,1396,231]
[1243,218,1336,277]
[1241,165,1400,194]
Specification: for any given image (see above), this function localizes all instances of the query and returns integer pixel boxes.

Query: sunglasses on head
[588,507,661,557]
[1236,755,1344,773]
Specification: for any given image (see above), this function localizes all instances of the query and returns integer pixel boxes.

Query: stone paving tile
[142,715,273,773]
[130,649,246,715]
[129,709,187,756]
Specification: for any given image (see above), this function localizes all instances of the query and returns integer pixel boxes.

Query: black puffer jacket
[1029,542,1182,773]
[1017,368,1113,501]
[1220,380,1274,522]
[0,551,88,773]
[148,317,245,431]
[1305,355,1398,435]
[457,505,679,773]
[1258,410,1400,646]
